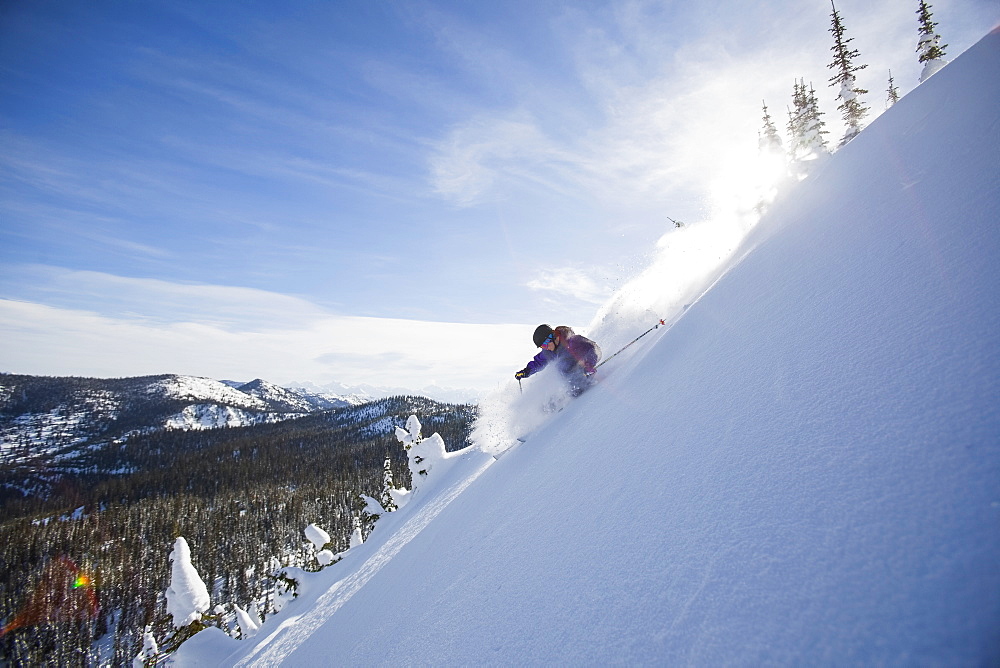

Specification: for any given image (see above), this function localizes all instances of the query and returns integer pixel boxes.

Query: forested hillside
[0,392,474,666]
[0,372,359,508]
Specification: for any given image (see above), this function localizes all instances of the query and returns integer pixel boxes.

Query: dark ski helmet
[533,324,554,347]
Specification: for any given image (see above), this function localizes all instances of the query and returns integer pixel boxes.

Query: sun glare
[709,146,790,224]
[588,136,797,349]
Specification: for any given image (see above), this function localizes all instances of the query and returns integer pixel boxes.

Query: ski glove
[514,369,528,380]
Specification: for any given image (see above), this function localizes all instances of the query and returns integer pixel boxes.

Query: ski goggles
[539,333,555,347]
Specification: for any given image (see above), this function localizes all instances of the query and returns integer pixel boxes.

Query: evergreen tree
[758,102,784,155]
[380,454,398,512]
[886,70,900,107]
[0,381,475,665]
[786,80,809,161]
[916,0,948,82]
[827,1,869,145]
[787,80,827,162]
[803,83,830,156]
[165,537,210,629]
[134,625,159,665]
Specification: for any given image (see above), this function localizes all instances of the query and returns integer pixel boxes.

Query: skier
[515,324,601,396]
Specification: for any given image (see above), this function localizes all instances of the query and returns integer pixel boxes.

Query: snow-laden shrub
[132,625,158,667]
[304,523,335,569]
[395,415,447,492]
[304,523,330,550]
[233,603,260,638]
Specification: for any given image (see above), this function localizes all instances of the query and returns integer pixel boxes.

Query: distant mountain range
[0,373,470,473]
[0,372,477,513]
[0,374,339,456]
[282,379,481,405]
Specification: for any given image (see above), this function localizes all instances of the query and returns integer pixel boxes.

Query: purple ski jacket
[521,326,601,378]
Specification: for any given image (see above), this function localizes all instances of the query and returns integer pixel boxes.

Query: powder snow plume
[472,153,776,455]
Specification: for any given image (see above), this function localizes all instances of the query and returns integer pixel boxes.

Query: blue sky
[1,0,997,394]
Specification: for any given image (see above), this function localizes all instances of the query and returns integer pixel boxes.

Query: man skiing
[515,324,601,396]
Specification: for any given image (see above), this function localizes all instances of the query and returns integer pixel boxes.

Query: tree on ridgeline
[886,70,901,107]
[827,1,870,146]
[787,80,809,161]
[759,101,784,156]
[803,83,830,156]
[786,80,829,174]
[916,0,948,82]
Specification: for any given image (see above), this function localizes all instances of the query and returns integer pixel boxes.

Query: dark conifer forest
[0,376,474,666]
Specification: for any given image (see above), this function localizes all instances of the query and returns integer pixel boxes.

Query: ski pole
[596,319,667,369]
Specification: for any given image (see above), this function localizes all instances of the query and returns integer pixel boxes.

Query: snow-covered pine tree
[787,80,828,159]
[349,515,364,549]
[303,522,330,551]
[158,537,213,655]
[916,0,948,82]
[132,626,159,667]
[232,603,260,639]
[380,454,398,512]
[786,80,809,161]
[827,1,870,145]
[756,100,789,209]
[759,101,783,155]
[785,80,828,178]
[303,523,335,567]
[165,537,210,630]
[886,70,901,107]
[394,414,448,495]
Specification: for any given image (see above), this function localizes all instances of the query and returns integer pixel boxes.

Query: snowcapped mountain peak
[148,375,269,411]
[236,379,319,413]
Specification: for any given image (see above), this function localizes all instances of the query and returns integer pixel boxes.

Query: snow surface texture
[175,29,1000,666]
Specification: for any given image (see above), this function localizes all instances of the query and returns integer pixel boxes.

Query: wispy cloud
[429,112,578,205]
[2,0,995,390]
[0,273,530,392]
[2,266,329,329]
[526,266,614,306]
[424,0,996,214]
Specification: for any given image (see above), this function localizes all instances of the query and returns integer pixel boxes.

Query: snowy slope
[178,29,1000,666]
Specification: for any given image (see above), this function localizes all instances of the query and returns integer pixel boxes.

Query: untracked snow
[174,29,1000,667]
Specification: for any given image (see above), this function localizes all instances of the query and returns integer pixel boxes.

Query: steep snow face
[184,30,1000,667]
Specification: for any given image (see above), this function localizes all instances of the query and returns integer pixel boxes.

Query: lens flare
[0,556,98,637]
